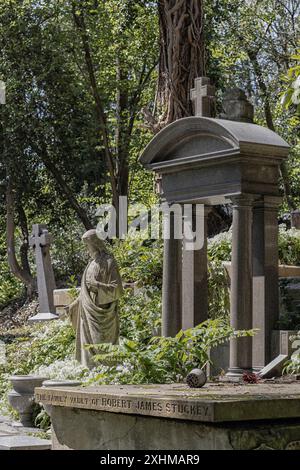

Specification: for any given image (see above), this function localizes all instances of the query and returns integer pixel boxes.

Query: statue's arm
[91,259,123,299]
[65,297,80,330]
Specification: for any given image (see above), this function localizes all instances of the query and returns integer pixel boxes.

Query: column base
[226,368,253,378]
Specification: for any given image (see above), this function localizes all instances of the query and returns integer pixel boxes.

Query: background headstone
[29,224,57,319]
[220,88,254,123]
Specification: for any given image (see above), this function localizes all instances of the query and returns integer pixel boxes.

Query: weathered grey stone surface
[8,375,48,427]
[29,224,56,319]
[291,210,300,229]
[272,330,298,358]
[190,77,216,118]
[225,262,300,279]
[0,435,51,450]
[10,375,47,394]
[49,405,300,450]
[207,342,230,377]
[162,213,182,336]
[252,196,281,369]
[220,88,254,123]
[36,382,300,424]
[67,229,123,368]
[53,288,80,308]
[228,195,253,375]
[258,355,289,379]
[182,206,210,330]
[42,379,82,416]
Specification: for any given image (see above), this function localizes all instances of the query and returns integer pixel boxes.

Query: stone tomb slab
[0,435,51,450]
[35,382,300,423]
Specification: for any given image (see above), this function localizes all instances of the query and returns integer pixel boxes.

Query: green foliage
[119,287,161,344]
[114,238,163,287]
[282,51,300,117]
[207,230,231,318]
[0,230,23,307]
[283,331,300,375]
[278,226,300,266]
[278,279,300,330]
[0,321,75,396]
[89,318,254,385]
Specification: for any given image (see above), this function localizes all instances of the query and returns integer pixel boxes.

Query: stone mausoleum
[140,77,290,375]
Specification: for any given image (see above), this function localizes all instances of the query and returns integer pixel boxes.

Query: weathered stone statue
[68,230,123,368]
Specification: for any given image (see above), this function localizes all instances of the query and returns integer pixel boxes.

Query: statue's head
[82,229,107,258]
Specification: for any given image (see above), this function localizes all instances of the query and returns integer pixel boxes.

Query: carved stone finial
[190,77,216,117]
[220,88,254,123]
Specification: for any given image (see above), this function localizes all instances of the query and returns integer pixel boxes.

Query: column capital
[229,194,255,207]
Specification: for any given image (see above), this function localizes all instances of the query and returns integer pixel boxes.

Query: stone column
[162,212,182,337]
[182,205,210,330]
[252,196,281,370]
[228,195,253,375]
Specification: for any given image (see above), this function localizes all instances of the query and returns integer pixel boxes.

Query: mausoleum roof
[140,117,289,172]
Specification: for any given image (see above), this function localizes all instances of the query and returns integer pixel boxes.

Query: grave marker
[29,224,58,322]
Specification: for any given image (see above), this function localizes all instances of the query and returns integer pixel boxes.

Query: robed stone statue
[68,230,123,368]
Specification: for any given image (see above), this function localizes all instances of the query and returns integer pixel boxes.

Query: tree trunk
[158,0,206,124]
[6,178,35,296]
[16,200,33,281]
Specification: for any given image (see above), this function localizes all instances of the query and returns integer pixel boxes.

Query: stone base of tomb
[35,383,300,450]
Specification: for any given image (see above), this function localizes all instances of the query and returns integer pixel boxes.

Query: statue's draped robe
[69,252,123,368]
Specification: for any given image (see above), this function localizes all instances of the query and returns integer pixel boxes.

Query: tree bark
[158,0,206,124]
[6,178,35,296]
[16,200,33,281]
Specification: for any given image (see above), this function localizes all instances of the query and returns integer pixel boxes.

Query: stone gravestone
[220,88,254,123]
[29,224,58,322]
[140,77,290,376]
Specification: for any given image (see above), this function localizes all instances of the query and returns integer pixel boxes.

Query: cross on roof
[190,77,215,117]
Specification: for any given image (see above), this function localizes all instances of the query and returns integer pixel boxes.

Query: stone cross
[29,224,57,318]
[190,77,216,117]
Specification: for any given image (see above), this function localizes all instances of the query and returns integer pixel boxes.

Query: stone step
[0,435,51,450]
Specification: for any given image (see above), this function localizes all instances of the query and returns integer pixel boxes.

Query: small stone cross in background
[190,77,216,118]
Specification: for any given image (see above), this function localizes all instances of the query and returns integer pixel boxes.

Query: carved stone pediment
[140,117,289,175]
